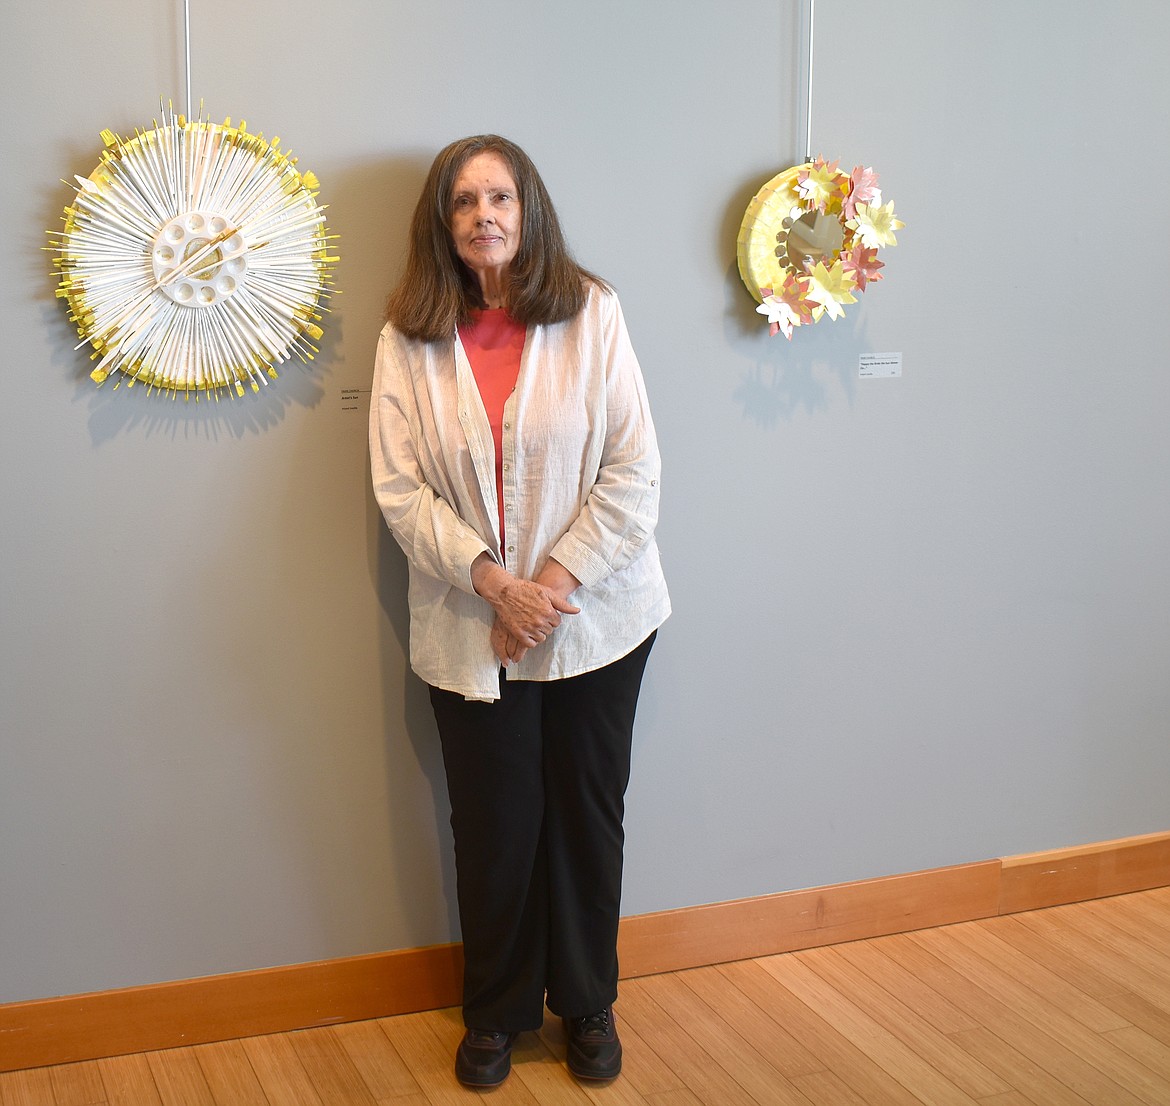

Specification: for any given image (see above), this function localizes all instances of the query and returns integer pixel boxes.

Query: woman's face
[449,152,522,290]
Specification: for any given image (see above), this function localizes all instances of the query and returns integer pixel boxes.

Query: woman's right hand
[471,554,579,649]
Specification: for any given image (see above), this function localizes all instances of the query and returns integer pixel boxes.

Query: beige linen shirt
[370,284,670,701]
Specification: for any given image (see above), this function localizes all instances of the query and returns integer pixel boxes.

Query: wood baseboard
[0,943,464,1075]
[2,830,1166,1072]
[617,859,1003,977]
[999,829,1170,913]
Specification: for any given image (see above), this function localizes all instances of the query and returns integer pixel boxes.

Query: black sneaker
[455,1028,518,1087]
[563,1006,622,1081]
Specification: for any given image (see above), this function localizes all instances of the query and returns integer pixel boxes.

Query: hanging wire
[183,0,192,119]
[803,0,815,163]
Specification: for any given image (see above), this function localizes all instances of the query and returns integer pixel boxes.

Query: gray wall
[2,1,1167,1004]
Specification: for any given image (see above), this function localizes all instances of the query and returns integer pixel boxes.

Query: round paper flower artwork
[737,158,902,338]
[49,107,338,397]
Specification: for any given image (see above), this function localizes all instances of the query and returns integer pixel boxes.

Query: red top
[458,309,526,544]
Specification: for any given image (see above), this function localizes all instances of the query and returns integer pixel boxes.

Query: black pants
[429,632,656,1032]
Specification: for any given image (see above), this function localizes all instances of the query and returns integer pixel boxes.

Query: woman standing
[369,135,669,1087]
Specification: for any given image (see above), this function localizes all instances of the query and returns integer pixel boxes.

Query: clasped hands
[472,554,581,666]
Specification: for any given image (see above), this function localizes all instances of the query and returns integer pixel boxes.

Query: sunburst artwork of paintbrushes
[47,0,338,400]
[48,103,338,400]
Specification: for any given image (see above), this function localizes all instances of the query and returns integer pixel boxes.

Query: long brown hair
[385,135,605,342]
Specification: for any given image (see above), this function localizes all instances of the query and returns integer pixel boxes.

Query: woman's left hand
[490,617,529,666]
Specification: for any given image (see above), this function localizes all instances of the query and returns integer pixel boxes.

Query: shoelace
[574,1010,610,1037]
[468,1030,510,1044]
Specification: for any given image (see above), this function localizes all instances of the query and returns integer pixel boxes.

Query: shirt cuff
[548,532,610,590]
[451,534,494,596]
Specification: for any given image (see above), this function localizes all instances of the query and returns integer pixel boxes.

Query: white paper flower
[846,200,905,250]
[756,295,799,339]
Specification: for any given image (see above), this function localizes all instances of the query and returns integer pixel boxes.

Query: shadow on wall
[360,152,463,943]
[367,488,461,941]
[78,356,332,445]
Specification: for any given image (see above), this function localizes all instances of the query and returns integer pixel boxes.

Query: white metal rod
[804,0,815,163]
[184,0,192,119]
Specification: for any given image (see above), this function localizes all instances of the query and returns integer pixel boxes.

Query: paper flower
[756,272,816,339]
[737,155,903,337]
[844,165,882,221]
[840,245,884,291]
[48,105,338,398]
[846,200,905,249]
[796,157,848,213]
[756,295,795,339]
[804,261,858,321]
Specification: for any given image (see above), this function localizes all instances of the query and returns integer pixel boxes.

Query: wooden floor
[3,888,1169,1106]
